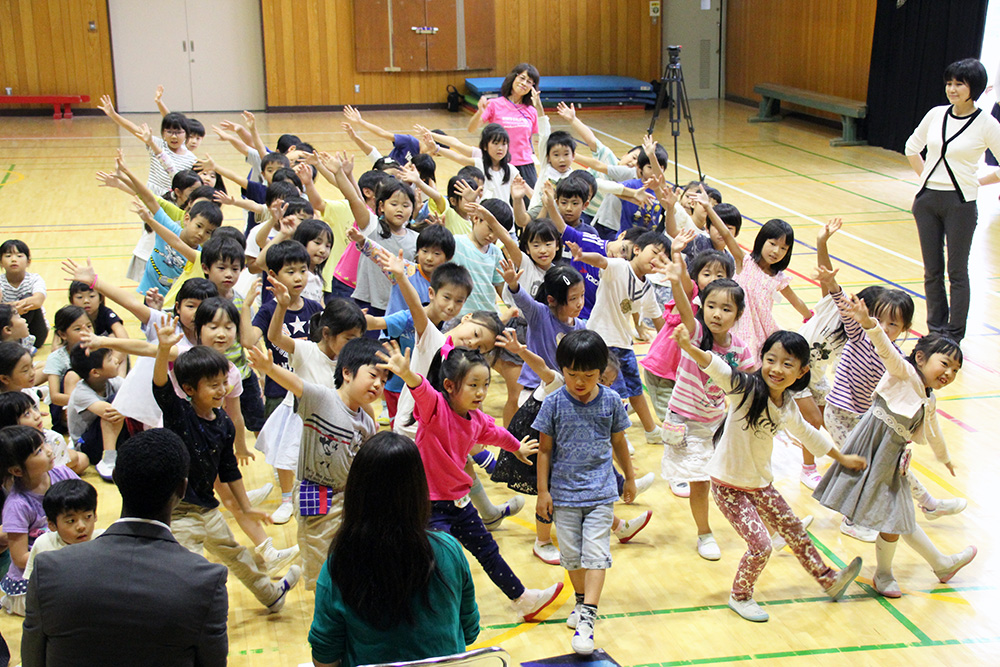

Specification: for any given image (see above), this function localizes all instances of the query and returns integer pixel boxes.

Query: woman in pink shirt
[468,63,541,187]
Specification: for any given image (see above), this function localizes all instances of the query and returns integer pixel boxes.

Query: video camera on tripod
[648,45,704,185]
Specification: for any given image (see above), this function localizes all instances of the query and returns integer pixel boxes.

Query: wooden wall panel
[0,0,113,110]
[261,0,662,107]
[725,0,876,106]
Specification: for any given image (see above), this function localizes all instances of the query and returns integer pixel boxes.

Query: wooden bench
[0,95,91,119]
[749,83,866,147]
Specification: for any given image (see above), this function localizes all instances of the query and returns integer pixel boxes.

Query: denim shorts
[553,504,614,570]
[609,347,643,399]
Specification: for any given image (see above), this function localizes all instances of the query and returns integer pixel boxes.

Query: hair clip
[561,275,571,285]
[440,337,455,360]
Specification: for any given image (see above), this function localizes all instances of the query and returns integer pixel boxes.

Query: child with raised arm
[535,330,636,655]
[153,318,301,611]
[342,106,437,165]
[248,337,385,590]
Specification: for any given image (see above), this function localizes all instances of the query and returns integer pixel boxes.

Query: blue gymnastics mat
[465,75,657,106]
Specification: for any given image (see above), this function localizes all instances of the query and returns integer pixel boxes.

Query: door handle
[190,40,195,52]
[182,40,186,52]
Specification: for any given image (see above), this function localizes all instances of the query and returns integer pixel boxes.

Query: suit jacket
[21,519,229,667]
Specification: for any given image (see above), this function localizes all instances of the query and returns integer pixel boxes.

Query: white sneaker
[271,500,294,525]
[669,480,691,498]
[95,458,115,483]
[935,546,977,584]
[567,602,583,628]
[484,495,525,531]
[632,472,654,500]
[923,498,967,520]
[771,515,813,552]
[532,540,561,565]
[511,582,563,621]
[255,537,300,579]
[267,564,301,613]
[728,595,768,622]
[661,421,686,447]
[825,556,862,600]
[571,614,595,655]
[644,427,663,445]
[840,518,878,543]
[615,511,652,543]
[800,466,822,490]
[246,482,274,507]
[697,534,721,561]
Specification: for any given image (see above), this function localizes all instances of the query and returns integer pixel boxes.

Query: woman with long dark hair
[904,58,1000,342]
[308,431,480,667]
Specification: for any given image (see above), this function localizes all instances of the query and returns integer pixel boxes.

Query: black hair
[622,227,647,244]
[429,262,474,295]
[53,305,90,346]
[0,304,15,335]
[637,144,669,170]
[185,118,205,138]
[329,431,435,630]
[68,281,102,303]
[0,240,30,259]
[456,165,486,185]
[358,170,390,200]
[427,347,490,398]
[194,161,227,195]
[174,345,229,393]
[703,186,722,204]
[751,219,795,273]
[480,198,513,231]
[518,219,562,265]
[374,180,416,239]
[635,231,671,252]
[194,297,241,345]
[185,185,218,208]
[271,167,303,191]
[69,344,112,380]
[499,63,540,105]
[173,278,219,311]
[114,428,190,518]
[294,142,315,155]
[0,341,30,380]
[943,58,989,101]
[373,156,402,172]
[694,279,745,351]
[265,180,299,207]
[201,236,246,271]
[713,203,743,235]
[907,333,964,385]
[211,226,245,246]
[416,224,455,260]
[688,249,736,282]
[535,264,584,308]
[558,172,595,202]
[0,391,34,429]
[411,153,437,183]
[260,151,291,173]
[309,299,367,344]
[546,130,576,157]
[187,200,223,228]
[478,123,513,183]
[0,425,45,489]
[165,170,202,205]
[282,196,315,219]
[43,478,97,524]
[730,331,811,434]
[829,284,887,349]
[872,289,915,333]
[446,176,474,211]
[293,219,334,272]
[556,329,609,372]
[334,337,383,389]
[160,112,187,135]
[276,135,301,153]
[265,240,310,274]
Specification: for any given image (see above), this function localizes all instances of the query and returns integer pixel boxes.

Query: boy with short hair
[67,346,125,482]
[247,337,387,590]
[569,232,669,444]
[593,143,670,239]
[534,330,636,655]
[23,479,101,580]
[153,328,301,611]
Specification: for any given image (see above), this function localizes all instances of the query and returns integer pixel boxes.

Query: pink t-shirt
[668,321,753,423]
[640,286,700,381]
[482,97,539,166]
[411,378,522,501]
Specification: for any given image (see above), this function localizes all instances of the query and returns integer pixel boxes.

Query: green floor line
[711,145,911,214]
[0,164,14,189]
[773,140,921,187]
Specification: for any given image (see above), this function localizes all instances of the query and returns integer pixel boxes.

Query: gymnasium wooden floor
[1,100,999,666]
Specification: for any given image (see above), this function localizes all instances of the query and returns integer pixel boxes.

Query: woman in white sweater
[904,58,1000,342]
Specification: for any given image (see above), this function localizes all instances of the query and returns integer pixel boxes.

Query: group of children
[0,62,977,657]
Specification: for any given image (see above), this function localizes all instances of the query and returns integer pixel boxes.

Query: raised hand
[211,125,236,143]
[672,228,697,253]
[154,85,164,103]
[817,217,843,244]
[510,174,528,200]
[62,258,96,286]
[565,240,584,262]
[453,178,480,203]
[498,257,523,288]
[540,180,556,209]
[343,105,362,123]
[398,163,420,185]
[195,154,217,173]
[477,95,489,113]
[97,94,115,116]
[213,190,237,207]
[374,248,406,280]
[138,123,154,146]
[671,322,694,351]
[815,265,839,292]
[495,328,525,356]
[555,101,577,122]
[145,287,164,311]
[156,315,184,349]
[268,276,292,309]
[241,110,256,130]
[346,226,365,246]
[375,340,412,378]
[470,203,498,228]
[129,199,154,224]
[847,294,874,328]
[293,161,313,186]
[246,345,274,374]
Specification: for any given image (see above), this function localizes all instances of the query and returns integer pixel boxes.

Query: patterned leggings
[712,482,837,601]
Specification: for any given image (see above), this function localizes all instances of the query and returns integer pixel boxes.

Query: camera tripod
[647,45,704,186]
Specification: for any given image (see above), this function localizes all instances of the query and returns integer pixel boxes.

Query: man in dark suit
[21,429,229,667]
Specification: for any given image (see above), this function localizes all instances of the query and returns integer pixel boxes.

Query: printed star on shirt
[288,316,307,336]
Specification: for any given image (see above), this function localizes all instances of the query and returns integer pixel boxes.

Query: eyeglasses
[164,129,186,136]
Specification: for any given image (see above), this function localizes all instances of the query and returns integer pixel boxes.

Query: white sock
[102,450,116,464]
[875,536,897,579]
[901,525,949,571]
[280,492,292,504]
[909,474,936,509]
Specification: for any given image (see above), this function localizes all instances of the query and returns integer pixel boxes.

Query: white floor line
[590,126,1000,300]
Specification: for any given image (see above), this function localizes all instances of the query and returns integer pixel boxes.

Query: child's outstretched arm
[664,256,697,335]
[672,321,713,368]
[241,111,267,160]
[116,151,162,215]
[565,240,608,271]
[815,218,841,296]
[700,191,745,266]
[779,284,813,321]
[375,340,420,388]
[414,124,475,156]
[265,279,297,355]
[95,170,136,196]
[62,259,151,325]
[375,248,428,337]
[196,154,248,190]
[399,164,447,212]
[331,152,373,231]
[212,121,251,156]
[467,95,489,132]
[154,85,169,117]
[511,175,532,230]
[240,280,264,348]
[247,346,304,398]
[495,329,556,386]
[131,202,197,262]
[97,94,143,139]
[79,330,162,360]
[555,102,599,152]
[473,203,521,268]
[342,122,377,157]
[153,316,185,387]
[343,106,395,142]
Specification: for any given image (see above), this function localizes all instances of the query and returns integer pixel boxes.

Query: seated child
[23,479,101,580]
[66,346,125,482]
[0,240,48,348]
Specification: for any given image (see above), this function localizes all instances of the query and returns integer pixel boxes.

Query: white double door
[109,0,265,112]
